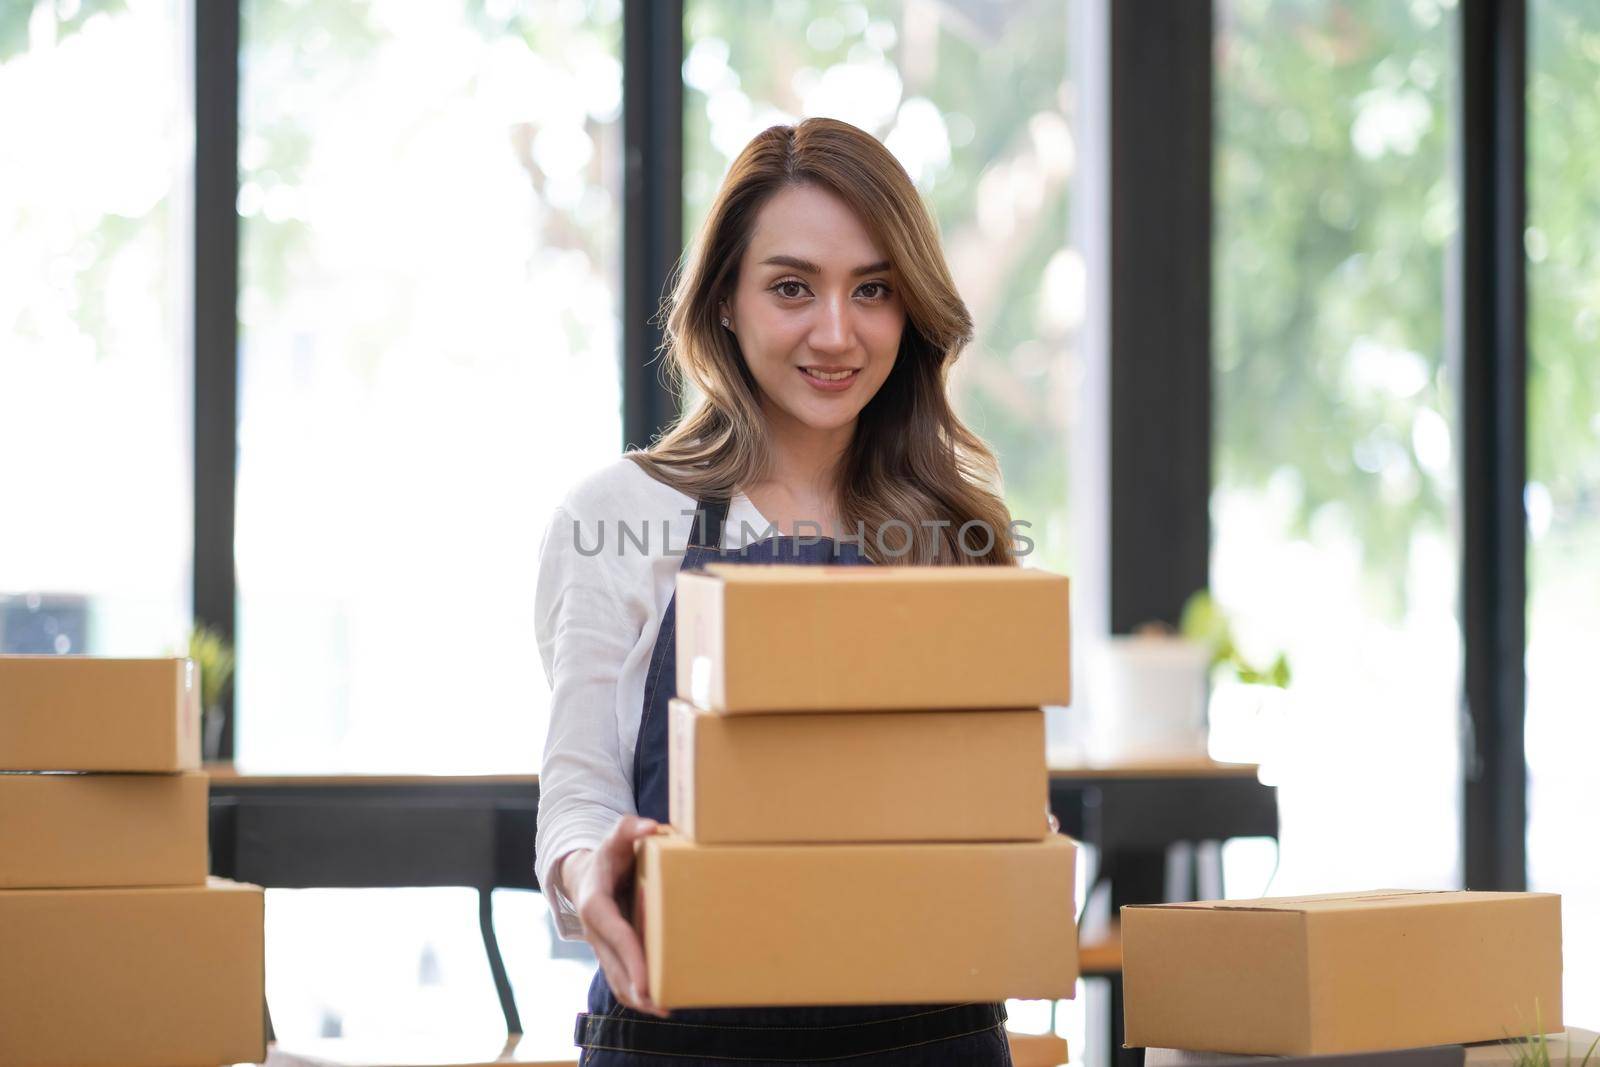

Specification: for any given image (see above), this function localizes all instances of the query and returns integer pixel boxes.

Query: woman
[535,117,1022,1064]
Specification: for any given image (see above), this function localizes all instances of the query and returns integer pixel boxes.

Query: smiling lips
[799,366,860,392]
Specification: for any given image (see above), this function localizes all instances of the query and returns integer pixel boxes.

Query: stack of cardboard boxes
[633,562,1080,1009]
[0,655,267,1067]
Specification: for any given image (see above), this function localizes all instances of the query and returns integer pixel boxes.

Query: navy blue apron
[573,496,1012,1064]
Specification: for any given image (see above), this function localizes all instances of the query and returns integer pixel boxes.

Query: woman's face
[721,182,905,435]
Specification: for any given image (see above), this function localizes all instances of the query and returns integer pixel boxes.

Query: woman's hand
[561,815,669,1018]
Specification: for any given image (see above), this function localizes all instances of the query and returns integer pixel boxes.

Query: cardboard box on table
[0,769,209,888]
[633,830,1079,1009]
[1121,889,1564,1056]
[1006,1031,1071,1067]
[0,877,266,1067]
[675,564,1071,713]
[0,655,201,772]
[1141,1030,1600,1067]
[263,1035,581,1067]
[669,698,1050,844]
[1142,1045,1469,1067]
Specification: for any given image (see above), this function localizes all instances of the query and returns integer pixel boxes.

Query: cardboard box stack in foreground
[1121,889,1565,1056]
[0,655,266,1067]
[642,562,1079,1009]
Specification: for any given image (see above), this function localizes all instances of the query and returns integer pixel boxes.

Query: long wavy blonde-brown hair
[627,117,1015,566]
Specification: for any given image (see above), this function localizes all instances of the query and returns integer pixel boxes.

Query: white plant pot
[1206,679,1290,766]
[1085,635,1211,763]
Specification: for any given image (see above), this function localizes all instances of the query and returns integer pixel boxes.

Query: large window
[234,0,623,774]
[235,0,624,1041]
[1213,0,1462,892]
[1526,0,1600,1020]
[0,0,192,656]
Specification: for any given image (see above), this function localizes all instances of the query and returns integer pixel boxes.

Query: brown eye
[772,280,807,299]
[857,282,891,300]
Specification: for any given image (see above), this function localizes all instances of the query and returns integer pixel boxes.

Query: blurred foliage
[7,0,1593,609]
[1216,0,1457,622]
[1506,1003,1597,1067]
[1217,0,1599,625]
[0,0,125,62]
[1181,589,1292,688]
[187,623,236,712]
[2,0,172,361]
[1527,0,1600,588]
[238,0,382,313]
[238,0,622,384]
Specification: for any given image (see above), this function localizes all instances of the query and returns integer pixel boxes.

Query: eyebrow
[759,254,892,277]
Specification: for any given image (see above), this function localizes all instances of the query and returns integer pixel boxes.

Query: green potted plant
[1178,590,1291,765]
[1084,624,1213,763]
[1508,1003,1597,1067]
[1084,590,1292,765]
[186,624,235,763]
[1178,590,1291,689]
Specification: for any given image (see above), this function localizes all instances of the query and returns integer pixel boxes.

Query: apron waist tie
[574,1001,1006,1060]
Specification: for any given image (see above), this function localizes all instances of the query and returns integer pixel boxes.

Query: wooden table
[208,757,1276,1065]
[1049,756,1275,908]
[1048,757,1274,1067]
[257,1027,1077,1067]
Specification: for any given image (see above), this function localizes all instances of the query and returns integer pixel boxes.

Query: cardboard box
[0,877,265,1067]
[669,698,1049,843]
[1143,1031,1599,1067]
[0,655,201,771]
[1006,1031,1070,1067]
[0,770,208,888]
[1143,1046,1468,1067]
[675,564,1071,712]
[1122,890,1564,1055]
[635,831,1079,1008]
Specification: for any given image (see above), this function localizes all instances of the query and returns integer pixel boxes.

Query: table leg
[1107,849,1169,911]
[1110,973,1141,1067]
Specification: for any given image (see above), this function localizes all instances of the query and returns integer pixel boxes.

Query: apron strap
[689,495,730,551]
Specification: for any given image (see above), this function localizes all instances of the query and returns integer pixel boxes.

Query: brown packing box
[635,831,1079,1008]
[668,698,1049,843]
[0,770,209,888]
[675,563,1071,712]
[0,655,201,771]
[0,877,265,1067]
[1122,889,1564,1056]
[1144,1033,1600,1067]
[1006,1031,1070,1067]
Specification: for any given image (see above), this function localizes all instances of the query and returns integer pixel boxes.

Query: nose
[808,293,854,356]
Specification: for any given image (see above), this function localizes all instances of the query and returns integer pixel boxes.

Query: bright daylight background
[1,0,1595,1052]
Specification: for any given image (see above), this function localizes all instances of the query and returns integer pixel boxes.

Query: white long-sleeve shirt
[533,456,775,939]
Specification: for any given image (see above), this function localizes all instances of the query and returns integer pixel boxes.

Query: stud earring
[720,317,731,328]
